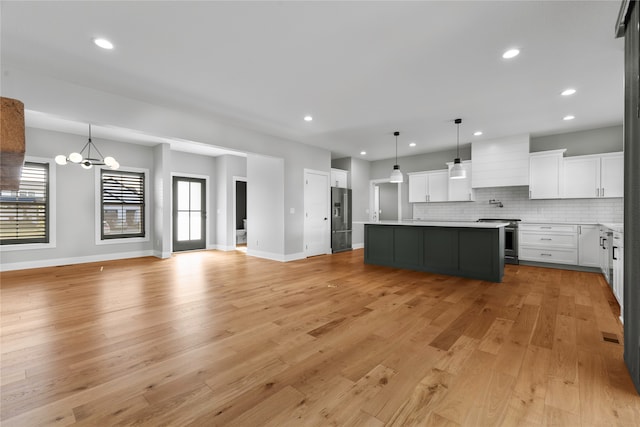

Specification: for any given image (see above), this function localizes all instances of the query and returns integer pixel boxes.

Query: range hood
[0,97,26,191]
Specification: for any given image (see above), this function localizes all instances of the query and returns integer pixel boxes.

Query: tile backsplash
[412,186,623,223]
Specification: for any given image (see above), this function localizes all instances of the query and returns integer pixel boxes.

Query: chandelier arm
[89,141,106,161]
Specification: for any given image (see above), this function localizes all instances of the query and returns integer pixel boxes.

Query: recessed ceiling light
[360,151,366,155]
[93,38,114,50]
[409,142,416,147]
[563,115,575,121]
[473,131,483,136]
[561,88,577,96]
[502,48,520,59]
[303,115,313,122]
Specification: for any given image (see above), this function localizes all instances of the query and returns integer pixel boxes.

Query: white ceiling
[1,1,624,160]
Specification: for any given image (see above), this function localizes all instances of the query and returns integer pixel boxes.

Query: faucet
[489,199,504,208]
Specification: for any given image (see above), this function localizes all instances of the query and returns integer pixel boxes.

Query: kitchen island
[364,221,508,282]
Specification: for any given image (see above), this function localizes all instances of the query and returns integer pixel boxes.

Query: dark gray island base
[364,222,506,282]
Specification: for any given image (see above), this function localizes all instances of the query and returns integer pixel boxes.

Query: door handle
[613,246,617,260]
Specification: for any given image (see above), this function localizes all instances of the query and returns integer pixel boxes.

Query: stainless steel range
[477,219,520,264]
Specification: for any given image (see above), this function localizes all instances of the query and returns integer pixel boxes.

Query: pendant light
[449,118,466,179]
[389,131,403,183]
[55,124,119,170]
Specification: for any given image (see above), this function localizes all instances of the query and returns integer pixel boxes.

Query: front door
[173,176,206,252]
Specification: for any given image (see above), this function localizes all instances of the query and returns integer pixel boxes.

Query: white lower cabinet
[519,224,578,265]
[578,225,600,267]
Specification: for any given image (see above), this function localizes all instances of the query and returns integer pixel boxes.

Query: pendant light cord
[456,122,460,158]
[395,133,398,164]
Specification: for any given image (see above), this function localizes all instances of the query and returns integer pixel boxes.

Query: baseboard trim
[213,244,236,251]
[284,252,306,262]
[352,243,364,249]
[0,250,156,272]
[153,251,172,259]
[518,260,601,273]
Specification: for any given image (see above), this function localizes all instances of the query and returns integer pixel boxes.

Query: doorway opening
[370,178,402,222]
[234,177,247,251]
[172,176,206,252]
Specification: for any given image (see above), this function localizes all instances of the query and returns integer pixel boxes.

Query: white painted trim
[171,172,211,251]
[0,250,155,272]
[154,251,172,259]
[1,156,57,252]
[215,244,236,251]
[352,243,364,249]
[284,252,306,262]
[95,166,150,245]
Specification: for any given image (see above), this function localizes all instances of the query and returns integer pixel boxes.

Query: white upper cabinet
[447,160,475,201]
[472,134,530,188]
[408,170,448,203]
[562,152,623,198]
[330,168,348,188]
[529,150,565,199]
[427,170,449,202]
[600,153,624,198]
[408,173,428,203]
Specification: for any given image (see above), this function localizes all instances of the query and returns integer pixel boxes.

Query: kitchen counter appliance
[477,218,521,264]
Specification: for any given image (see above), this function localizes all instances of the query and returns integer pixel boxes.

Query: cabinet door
[330,169,348,188]
[448,162,474,201]
[578,225,600,267]
[600,154,624,198]
[529,153,562,199]
[408,173,428,203]
[427,171,449,202]
[563,157,600,198]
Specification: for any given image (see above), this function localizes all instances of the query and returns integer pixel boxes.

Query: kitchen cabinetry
[519,223,578,265]
[446,160,475,201]
[612,231,624,320]
[562,152,623,198]
[528,150,565,199]
[578,224,600,267]
[330,168,348,188]
[471,134,530,188]
[408,170,448,203]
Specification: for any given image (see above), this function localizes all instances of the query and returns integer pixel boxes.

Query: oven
[477,219,520,264]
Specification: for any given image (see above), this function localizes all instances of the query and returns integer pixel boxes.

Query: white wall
[1,127,156,270]
[214,155,246,250]
[2,66,331,258]
[247,154,285,260]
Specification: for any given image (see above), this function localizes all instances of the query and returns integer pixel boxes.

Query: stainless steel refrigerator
[331,187,352,253]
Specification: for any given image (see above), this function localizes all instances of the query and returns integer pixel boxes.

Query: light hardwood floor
[1,249,638,426]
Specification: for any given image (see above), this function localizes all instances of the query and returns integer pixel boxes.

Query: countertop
[365,220,509,229]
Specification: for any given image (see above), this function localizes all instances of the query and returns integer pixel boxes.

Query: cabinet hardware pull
[596,188,599,197]
[613,246,617,260]
[602,188,605,197]
[578,225,581,234]
[540,238,552,240]
[541,253,552,256]
[541,226,552,229]
[529,190,532,198]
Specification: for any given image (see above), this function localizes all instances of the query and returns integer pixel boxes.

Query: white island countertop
[365,220,509,229]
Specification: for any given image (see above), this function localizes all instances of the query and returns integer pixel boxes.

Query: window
[0,162,49,245]
[101,169,145,239]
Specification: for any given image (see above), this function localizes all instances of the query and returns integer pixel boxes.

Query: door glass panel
[190,212,201,240]
[178,181,190,210]
[190,182,201,211]
[177,212,190,241]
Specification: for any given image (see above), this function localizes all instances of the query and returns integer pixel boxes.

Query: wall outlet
[290,207,295,214]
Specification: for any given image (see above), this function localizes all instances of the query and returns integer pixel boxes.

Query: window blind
[0,162,49,244]
[101,170,145,239]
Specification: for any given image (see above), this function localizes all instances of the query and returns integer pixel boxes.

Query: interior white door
[304,170,330,257]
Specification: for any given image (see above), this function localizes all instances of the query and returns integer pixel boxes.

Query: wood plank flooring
[1,249,638,426]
